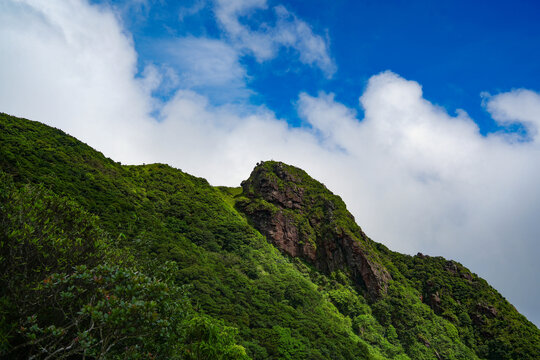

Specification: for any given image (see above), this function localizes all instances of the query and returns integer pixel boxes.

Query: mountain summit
[1,113,539,359]
[238,161,391,299]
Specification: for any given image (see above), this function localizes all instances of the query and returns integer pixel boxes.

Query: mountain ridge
[1,112,538,359]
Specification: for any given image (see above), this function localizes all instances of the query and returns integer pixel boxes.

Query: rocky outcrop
[429,291,442,312]
[445,260,474,282]
[320,227,391,298]
[246,208,317,262]
[245,162,305,210]
[238,161,391,299]
[476,303,498,318]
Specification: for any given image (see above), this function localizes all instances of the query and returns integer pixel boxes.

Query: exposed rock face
[429,291,442,312]
[249,209,317,262]
[238,161,391,299]
[423,279,443,313]
[476,303,498,318]
[445,260,474,282]
[322,228,391,298]
[444,260,459,275]
[246,162,305,210]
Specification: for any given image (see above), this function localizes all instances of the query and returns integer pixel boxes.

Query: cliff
[238,161,391,299]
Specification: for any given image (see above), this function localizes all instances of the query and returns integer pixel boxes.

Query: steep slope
[237,161,540,359]
[0,113,377,359]
[380,248,540,359]
[237,161,391,299]
[1,113,539,359]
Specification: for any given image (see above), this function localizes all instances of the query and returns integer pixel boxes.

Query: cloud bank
[1,0,539,325]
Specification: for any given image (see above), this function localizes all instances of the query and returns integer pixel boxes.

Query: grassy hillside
[1,113,538,359]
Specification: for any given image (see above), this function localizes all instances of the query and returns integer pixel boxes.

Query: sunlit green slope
[0,113,538,359]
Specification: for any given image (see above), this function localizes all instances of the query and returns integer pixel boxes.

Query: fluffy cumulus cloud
[213,0,336,76]
[0,0,155,160]
[1,0,540,325]
[298,76,540,321]
[483,89,540,140]
[143,0,335,103]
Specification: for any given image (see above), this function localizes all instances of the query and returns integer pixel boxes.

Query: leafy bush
[15,264,187,359]
[0,173,106,288]
[182,315,250,360]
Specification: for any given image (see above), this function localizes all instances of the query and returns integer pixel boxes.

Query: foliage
[376,246,540,359]
[0,174,106,288]
[182,315,250,360]
[0,171,248,359]
[1,112,539,359]
[16,264,187,359]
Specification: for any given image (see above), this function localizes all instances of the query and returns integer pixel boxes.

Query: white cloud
[154,37,251,101]
[178,0,206,21]
[297,75,540,327]
[483,89,540,140]
[213,0,270,58]
[1,0,540,327]
[213,0,336,76]
[0,0,154,160]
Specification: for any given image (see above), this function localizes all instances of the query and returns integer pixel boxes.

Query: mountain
[0,112,538,359]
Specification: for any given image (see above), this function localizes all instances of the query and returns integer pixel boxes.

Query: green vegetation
[0,175,247,359]
[377,244,540,359]
[0,113,539,359]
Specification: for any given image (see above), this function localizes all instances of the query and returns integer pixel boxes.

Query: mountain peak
[238,160,391,299]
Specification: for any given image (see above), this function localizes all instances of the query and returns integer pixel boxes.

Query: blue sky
[95,0,540,131]
[1,0,540,326]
